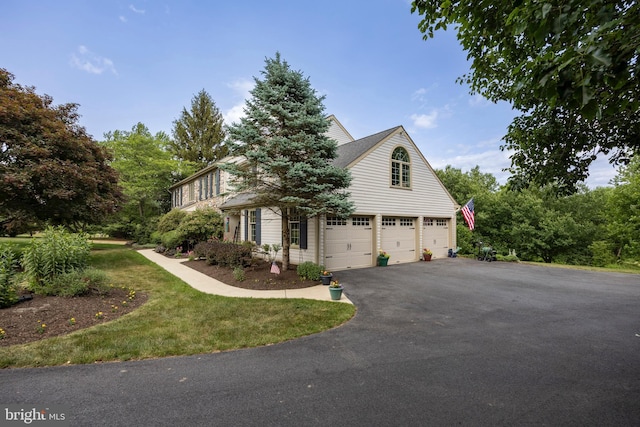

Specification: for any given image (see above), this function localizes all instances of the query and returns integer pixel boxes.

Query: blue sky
[3,0,616,187]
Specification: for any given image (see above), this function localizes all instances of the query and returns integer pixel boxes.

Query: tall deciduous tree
[170,89,228,170]
[103,123,180,223]
[0,68,123,231]
[224,53,354,270]
[412,0,640,191]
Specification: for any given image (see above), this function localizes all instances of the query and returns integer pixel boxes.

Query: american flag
[461,198,475,231]
[270,261,281,275]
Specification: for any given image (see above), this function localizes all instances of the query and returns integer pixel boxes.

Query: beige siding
[348,132,455,217]
[258,209,319,266]
[326,118,354,146]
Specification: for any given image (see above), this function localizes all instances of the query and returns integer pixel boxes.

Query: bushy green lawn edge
[0,248,355,368]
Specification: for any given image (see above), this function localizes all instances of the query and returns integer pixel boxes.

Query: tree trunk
[281,210,290,271]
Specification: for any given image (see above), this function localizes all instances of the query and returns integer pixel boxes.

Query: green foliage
[170,89,228,170]
[589,241,617,268]
[412,1,640,190]
[157,209,188,234]
[101,123,187,242]
[223,53,354,270]
[176,207,224,247]
[0,244,18,308]
[21,227,92,293]
[160,230,183,251]
[232,266,246,282]
[39,268,110,297]
[296,261,323,281]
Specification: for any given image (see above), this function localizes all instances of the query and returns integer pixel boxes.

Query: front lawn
[0,246,355,368]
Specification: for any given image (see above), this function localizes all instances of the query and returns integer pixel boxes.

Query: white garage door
[381,217,417,264]
[324,216,373,270]
[423,218,450,258]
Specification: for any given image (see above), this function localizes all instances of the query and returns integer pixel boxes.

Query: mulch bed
[0,287,147,347]
[182,258,319,290]
[0,258,318,347]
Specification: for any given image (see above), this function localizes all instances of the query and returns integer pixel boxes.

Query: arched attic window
[391,146,411,188]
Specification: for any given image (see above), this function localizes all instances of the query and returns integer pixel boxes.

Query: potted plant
[422,248,433,261]
[320,270,333,285]
[377,250,390,266]
[329,280,343,300]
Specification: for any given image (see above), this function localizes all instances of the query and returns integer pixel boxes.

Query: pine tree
[224,53,354,270]
[170,89,227,170]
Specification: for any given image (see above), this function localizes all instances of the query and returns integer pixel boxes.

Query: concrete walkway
[138,249,353,304]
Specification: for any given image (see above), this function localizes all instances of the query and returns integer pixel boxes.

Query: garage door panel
[381,217,417,263]
[324,217,373,270]
[423,218,450,258]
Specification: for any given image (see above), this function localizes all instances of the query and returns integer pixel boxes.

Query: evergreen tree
[224,53,354,270]
[170,89,227,170]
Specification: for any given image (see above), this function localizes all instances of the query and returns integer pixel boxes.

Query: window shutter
[300,218,308,249]
[215,170,221,195]
[198,178,203,200]
[179,188,183,206]
[255,208,261,246]
[209,173,213,198]
[244,210,248,242]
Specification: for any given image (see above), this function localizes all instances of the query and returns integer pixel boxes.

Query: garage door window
[327,217,347,226]
[352,217,370,226]
[400,218,414,227]
[382,217,396,226]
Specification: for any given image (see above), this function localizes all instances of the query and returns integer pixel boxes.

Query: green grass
[0,247,355,368]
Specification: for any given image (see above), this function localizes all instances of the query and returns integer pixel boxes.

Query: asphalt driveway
[1,258,639,426]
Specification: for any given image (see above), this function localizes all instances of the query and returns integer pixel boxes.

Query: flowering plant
[378,250,390,259]
[329,280,341,288]
[423,248,433,255]
[321,270,332,276]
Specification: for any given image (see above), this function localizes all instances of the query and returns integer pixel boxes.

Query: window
[424,218,434,227]
[400,218,414,227]
[249,210,257,242]
[326,217,347,226]
[188,183,195,202]
[290,216,300,247]
[436,219,447,227]
[382,217,396,227]
[391,147,411,188]
[352,217,370,227]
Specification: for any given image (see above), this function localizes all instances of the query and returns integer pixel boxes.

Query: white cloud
[410,111,439,129]
[429,149,511,184]
[129,4,145,14]
[469,94,492,107]
[223,79,254,125]
[119,15,127,23]
[70,45,117,75]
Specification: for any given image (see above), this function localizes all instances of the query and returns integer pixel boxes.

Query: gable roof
[333,126,400,168]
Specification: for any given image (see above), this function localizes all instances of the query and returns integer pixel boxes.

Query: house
[169,116,459,270]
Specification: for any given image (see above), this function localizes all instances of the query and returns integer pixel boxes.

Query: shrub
[193,241,252,267]
[160,230,184,251]
[233,267,246,281]
[157,209,188,234]
[176,207,224,248]
[0,244,18,308]
[296,261,323,281]
[39,268,111,297]
[589,240,617,267]
[21,226,92,293]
